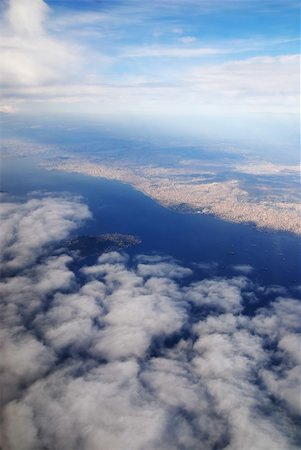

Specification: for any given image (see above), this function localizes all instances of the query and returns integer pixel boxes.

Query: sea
[1,154,300,297]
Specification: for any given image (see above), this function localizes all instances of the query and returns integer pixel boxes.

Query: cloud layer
[1,0,299,116]
[0,194,300,450]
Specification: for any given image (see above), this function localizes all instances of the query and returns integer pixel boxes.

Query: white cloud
[185,277,247,313]
[0,0,299,117]
[137,260,192,278]
[232,264,254,274]
[252,297,301,416]
[186,54,300,111]
[6,0,49,36]
[1,194,300,450]
[0,0,80,90]
[4,53,297,116]
[0,196,91,270]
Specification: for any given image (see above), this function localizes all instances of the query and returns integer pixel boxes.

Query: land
[65,233,141,257]
[46,159,301,235]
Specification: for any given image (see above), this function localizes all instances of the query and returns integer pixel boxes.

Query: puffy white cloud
[80,255,187,360]
[185,277,247,313]
[0,327,56,406]
[0,196,91,270]
[252,298,301,417]
[0,195,91,407]
[1,194,300,450]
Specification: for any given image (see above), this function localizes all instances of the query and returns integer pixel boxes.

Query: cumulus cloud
[1,194,300,450]
[0,195,90,271]
[185,276,247,314]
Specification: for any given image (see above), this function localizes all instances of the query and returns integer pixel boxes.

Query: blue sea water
[1,156,300,292]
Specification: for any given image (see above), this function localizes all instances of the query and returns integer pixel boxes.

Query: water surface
[1,156,300,290]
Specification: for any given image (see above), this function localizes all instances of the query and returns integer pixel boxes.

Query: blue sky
[0,0,299,121]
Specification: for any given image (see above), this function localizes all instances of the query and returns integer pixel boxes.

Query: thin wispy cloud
[120,46,223,58]
[0,0,299,117]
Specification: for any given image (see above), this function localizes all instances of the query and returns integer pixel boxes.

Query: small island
[65,233,141,257]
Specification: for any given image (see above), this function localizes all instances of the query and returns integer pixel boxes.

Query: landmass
[65,233,141,257]
[46,159,301,235]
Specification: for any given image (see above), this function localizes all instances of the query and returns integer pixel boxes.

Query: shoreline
[43,161,301,237]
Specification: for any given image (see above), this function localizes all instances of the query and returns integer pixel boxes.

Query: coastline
[44,160,301,236]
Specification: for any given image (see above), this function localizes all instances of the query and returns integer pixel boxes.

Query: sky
[0,0,300,120]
